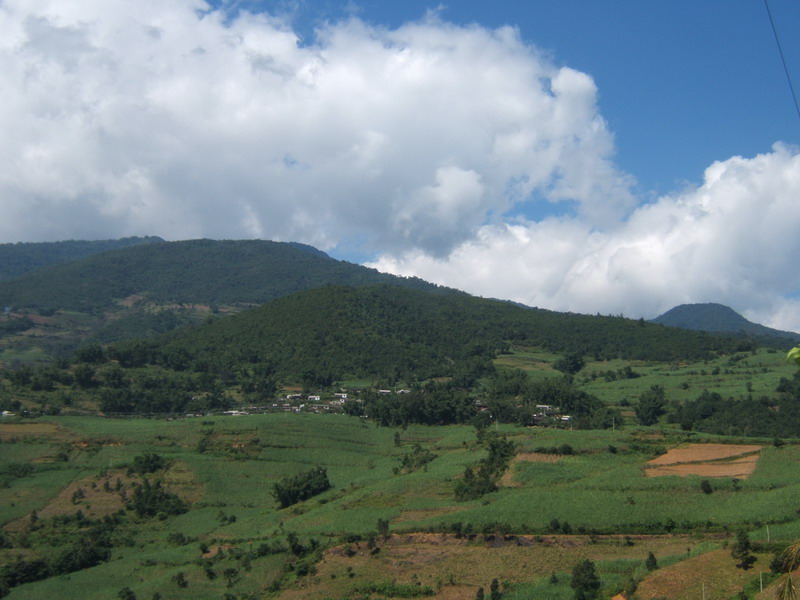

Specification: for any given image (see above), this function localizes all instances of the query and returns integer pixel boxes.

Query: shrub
[571,559,600,600]
[129,452,166,475]
[272,467,331,508]
[130,479,187,517]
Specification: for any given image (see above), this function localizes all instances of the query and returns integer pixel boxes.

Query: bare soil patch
[0,422,62,441]
[648,444,762,465]
[394,506,467,523]
[3,471,136,533]
[646,454,760,479]
[645,444,762,479]
[118,294,145,307]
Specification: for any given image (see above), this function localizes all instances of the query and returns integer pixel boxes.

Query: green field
[500,345,793,410]
[1,411,799,599]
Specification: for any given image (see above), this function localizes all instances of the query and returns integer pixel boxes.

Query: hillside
[145,285,746,384]
[0,236,163,281]
[652,302,800,343]
[0,414,791,600]
[0,238,456,312]
[0,239,460,362]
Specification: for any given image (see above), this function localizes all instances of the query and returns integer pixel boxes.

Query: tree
[731,529,755,570]
[130,479,188,517]
[271,466,331,508]
[172,571,188,588]
[223,567,239,587]
[129,452,166,475]
[73,363,96,388]
[635,385,667,426]
[490,578,501,600]
[117,588,136,600]
[377,518,390,540]
[554,352,586,376]
[571,559,601,600]
[700,479,714,494]
[645,551,658,570]
[75,343,105,364]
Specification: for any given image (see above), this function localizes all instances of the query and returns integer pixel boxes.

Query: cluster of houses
[209,392,572,425]
[207,391,354,417]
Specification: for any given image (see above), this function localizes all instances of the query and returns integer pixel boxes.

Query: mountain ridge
[0,236,163,281]
[0,238,459,312]
[651,302,800,342]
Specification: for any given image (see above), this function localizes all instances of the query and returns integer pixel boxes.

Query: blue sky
[1,0,799,330]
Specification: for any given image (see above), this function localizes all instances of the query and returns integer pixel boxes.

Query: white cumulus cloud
[0,0,629,255]
[1,1,798,331]
[370,144,800,332]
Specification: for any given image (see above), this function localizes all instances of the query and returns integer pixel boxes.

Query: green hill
[2,283,759,419]
[0,239,462,360]
[652,302,800,344]
[143,285,745,384]
[0,236,163,281]
[0,239,456,312]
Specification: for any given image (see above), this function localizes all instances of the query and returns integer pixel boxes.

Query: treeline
[481,369,620,429]
[353,373,618,430]
[668,373,800,437]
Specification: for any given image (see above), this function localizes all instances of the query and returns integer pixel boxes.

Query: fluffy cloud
[1,1,798,331]
[371,144,800,332]
[0,0,628,255]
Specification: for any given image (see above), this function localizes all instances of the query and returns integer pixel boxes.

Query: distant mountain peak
[651,302,799,342]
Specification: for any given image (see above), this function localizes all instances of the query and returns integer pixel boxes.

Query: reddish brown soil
[645,444,762,479]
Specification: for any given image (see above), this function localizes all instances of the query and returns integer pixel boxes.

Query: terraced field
[1,414,797,599]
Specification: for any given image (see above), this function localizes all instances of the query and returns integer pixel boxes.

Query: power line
[763,0,800,124]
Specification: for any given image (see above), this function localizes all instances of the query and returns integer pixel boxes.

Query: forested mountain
[0,239,457,312]
[128,285,747,385]
[0,236,163,281]
[652,303,800,344]
[0,283,756,418]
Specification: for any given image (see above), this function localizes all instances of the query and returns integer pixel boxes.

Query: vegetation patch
[280,533,713,600]
[636,548,768,600]
[500,453,563,487]
[394,507,468,524]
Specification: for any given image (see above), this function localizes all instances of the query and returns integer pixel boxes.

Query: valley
[1,238,800,599]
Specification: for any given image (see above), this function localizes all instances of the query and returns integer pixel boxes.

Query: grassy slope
[2,412,798,599]
[500,345,793,409]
